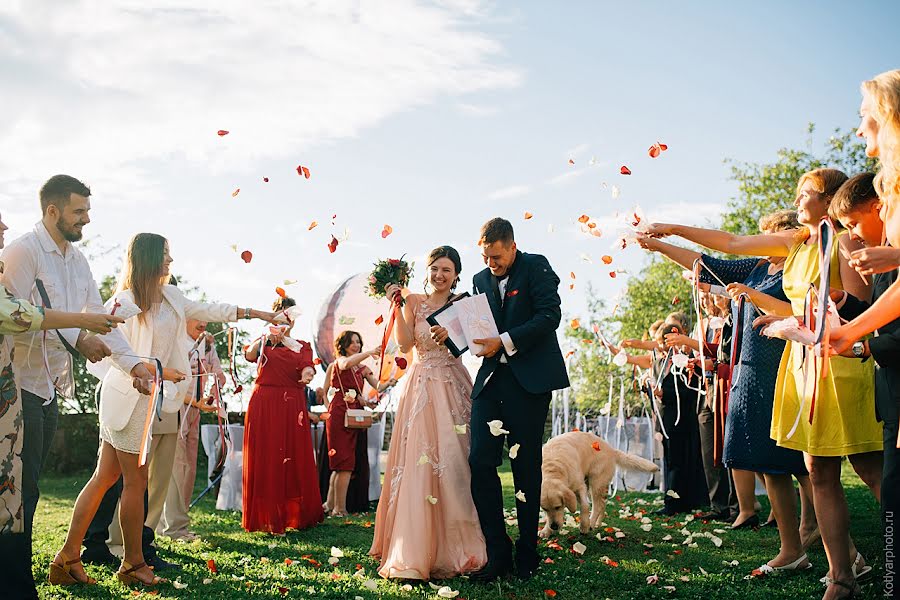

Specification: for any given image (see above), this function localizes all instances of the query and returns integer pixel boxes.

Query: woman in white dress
[369,245,486,580]
[49,233,279,588]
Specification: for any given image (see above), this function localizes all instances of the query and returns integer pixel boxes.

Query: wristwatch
[851,341,866,358]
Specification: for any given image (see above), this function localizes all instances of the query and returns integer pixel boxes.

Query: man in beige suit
[159,319,224,540]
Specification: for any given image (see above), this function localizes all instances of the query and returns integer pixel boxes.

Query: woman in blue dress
[638,209,819,575]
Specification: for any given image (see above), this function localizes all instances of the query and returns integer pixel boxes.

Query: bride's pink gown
[369,297,487,580]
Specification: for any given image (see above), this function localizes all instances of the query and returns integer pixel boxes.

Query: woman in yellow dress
[644,168,882,600]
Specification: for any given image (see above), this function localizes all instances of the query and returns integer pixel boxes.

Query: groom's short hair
[479,217,514,246]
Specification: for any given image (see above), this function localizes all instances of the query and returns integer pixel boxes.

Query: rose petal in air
[426,495,438,505]
[570,319,580,329]
[601,255,613,265]
[297,165,311,178]
[374,315,384,326]
[620,165,632,175]
[394,356,407,369]
[509,443,520,459]
[232,188,240,197]
[515,490,526,502]
[454,424,466,434]
[263,177,269,182]
[275,287,286,298]
[524,212,533,220]
[592,441,602,451]
[308,221,318,231]
[487,420,509,437]
[240,250,253,263]
[327,236,339,253]
[577,214,590,223]
[381,224,393,238]
[217,130,229,136]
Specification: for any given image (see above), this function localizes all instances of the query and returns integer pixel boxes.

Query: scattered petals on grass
[646,574,659,585]
[572,542,587,555]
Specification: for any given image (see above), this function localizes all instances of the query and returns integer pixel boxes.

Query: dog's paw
[538,527,553,539]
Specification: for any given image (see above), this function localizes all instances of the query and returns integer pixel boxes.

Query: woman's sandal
[116,561,165,587]
[747,553,812,578]
[820,552,873,586]
[828,579,861,598]
[48,554,97,586]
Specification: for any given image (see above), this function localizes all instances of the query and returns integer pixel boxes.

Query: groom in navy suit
[452,217,569,581]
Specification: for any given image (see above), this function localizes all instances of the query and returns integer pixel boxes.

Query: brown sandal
[116,561,165,587]
[48,554,97,586]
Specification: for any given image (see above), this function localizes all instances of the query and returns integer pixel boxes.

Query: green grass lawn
[32,461,885,599]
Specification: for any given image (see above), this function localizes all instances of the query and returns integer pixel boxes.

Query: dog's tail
[612,449,659,473]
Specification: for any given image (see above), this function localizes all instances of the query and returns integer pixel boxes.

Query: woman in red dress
[323,330,395,517]
[242,296,323,533]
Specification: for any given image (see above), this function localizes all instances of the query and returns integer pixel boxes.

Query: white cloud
[0,0,522,205]
[456,102,499,117]
[547,167,590,185]
[487,184,531,200]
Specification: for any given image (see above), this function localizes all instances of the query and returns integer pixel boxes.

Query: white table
[200,424,244,511]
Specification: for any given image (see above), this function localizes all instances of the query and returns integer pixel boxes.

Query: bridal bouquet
[367,256,414,306]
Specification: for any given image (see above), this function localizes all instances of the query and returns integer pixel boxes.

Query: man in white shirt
[0,174,151,563]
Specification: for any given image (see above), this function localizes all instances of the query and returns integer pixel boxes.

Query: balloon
[313,273,412,399]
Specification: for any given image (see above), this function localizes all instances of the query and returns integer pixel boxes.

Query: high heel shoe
[730,514,759,530]
[827,579,861,598]
[116,561,165,587]
[48,553,97,586]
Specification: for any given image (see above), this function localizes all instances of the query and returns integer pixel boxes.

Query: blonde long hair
[862,70,900,207]
[116,233,168,322]
[793,168,848,241]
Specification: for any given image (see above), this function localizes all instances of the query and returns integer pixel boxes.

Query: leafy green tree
[721,126,877,235]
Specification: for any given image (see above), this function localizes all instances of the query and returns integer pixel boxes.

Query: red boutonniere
[506,289,519,298]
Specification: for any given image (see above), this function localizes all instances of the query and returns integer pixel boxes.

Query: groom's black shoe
[469,558,512,583]
[516,561,540,581]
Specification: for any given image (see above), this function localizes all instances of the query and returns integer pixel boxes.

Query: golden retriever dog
[539,431,658,537]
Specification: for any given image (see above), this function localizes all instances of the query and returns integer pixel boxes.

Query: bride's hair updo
[424,245,462,291]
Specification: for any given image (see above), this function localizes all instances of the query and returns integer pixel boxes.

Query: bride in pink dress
[369,246,486,580]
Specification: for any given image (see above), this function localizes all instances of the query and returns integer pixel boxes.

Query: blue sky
[2,1,898,389]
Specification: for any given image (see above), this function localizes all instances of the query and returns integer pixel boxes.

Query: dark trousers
[21,390,58,556]
[83,474,156,560]
[883,419,899,600]
[469,365,550,570]
[697,403,736,515]
[0,533,37,599]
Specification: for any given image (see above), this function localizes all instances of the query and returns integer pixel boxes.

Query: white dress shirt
[496,276,517,361]
[0,222,139,400]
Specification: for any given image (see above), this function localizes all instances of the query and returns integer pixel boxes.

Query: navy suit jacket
[470,250,569,399]
[868,267,900,423]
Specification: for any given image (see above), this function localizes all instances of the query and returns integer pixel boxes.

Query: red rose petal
[601,255,613,265]
[217,130,229,136]
[240,250,253,263]
[620,165,632,175]
[524,211,533,220]
[658,142,668,151]
[296,165,311,178]
[327,236,339,253]
[275,287,286,298]
[263,177,269,182]
[609,271,617,278]
[577,214,590,223]
[328,449,336,457]
[374,315,384,326]
[278,587,289,595]
[592,441,602,451]
[649,144,661,158]
[313,358,322,365]
[234,384,243,394]
[207,559,218,573]
[568,159,575,165]
[381,224,393,238]
[308,221,318,230]
[395,357,408,369]
[545,591,558,598]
